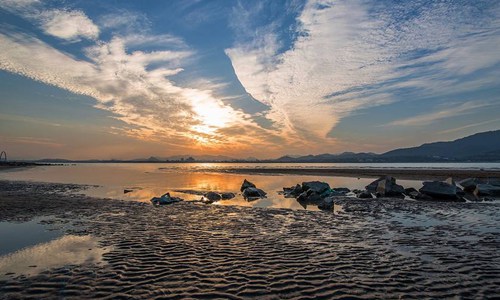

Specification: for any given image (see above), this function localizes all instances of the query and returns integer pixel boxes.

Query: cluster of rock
[353,176,500,202]
[203,191,236,202]
[240,179,267,201]
[150,193,183,205]
[283,181,350,211]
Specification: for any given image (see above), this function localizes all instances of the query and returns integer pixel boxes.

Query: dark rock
[240,179,256,192]
[458,178,485,193]
[366,176,405,198]
[474,184,500,197]
[404,187,419,198]
[242,187,267,200]
[414,193,434,201]
[318,197,335,211]
[297,190,322,204]
[487,178,500,187]
[220,192,235,200]
[283,184,303,198]
[357,191,373,199]
[124,189,133,194]
[419,181,459,200]
[204,192,221,201]
[151,193,182,205]
[302,181,330,194]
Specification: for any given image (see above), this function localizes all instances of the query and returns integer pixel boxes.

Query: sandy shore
[1,180,500,299]
[212,167,500,180]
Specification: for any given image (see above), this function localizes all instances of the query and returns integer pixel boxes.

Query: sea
[1,162,499,210]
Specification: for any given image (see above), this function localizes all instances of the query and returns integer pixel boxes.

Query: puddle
[0,235,110,279]
[0,217,65,256]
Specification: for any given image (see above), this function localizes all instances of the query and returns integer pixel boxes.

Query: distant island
[30,130,500,164]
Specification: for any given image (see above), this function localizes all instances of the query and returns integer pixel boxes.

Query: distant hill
[274,130,500,162]
[380,130,500,161]
[30,130,500,163]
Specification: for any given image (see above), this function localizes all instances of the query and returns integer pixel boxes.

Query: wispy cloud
[0,2,284,156]
[385,102,491,126]
[226,0,500,142]
[438,118,500,135]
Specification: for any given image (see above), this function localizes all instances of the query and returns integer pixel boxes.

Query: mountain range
[34,130,500,163]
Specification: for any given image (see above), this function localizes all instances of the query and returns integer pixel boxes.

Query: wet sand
[213,167,500,180]
[1,180,500,299]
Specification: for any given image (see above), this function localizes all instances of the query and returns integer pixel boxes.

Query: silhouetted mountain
[273,131,500,162]
[381,130,500,161]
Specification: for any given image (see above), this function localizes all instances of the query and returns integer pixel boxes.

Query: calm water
[1,162,499,210]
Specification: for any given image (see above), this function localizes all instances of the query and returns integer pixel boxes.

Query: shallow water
[0,163,429,210]
[0,235,109,280]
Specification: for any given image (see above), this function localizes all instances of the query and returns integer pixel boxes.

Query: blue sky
[0,0,499,159]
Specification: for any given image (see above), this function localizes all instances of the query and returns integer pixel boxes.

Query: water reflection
[0,163,424,210]
[0,235,109,279]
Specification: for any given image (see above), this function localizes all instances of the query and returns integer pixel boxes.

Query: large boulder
[240,179,256,192]
[474,184,500,197]
[419,181,459,200]
[366,176,405,198]
[297,190,323,204]
[204,191,221,201]
[302,181,330,194]
[458,178,485,193]
[242,187,267,200]
[283,184,303,198]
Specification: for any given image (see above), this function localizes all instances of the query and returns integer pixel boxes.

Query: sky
[0,0,499,160]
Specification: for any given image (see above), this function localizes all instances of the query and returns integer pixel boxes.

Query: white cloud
[385,102,491,127]
[38,9,99,41]
[0,31,275,152]
[226,0,500,142]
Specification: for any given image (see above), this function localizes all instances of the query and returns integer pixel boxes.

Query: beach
[1,179,499,299]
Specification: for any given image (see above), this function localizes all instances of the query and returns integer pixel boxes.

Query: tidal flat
[0,180,499,299]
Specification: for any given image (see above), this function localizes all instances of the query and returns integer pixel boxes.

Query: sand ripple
[0,181,499,299]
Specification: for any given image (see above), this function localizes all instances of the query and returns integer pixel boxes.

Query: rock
[318,197,335,211]
[366,176,405,198]
[204,192,221,201]
[242,187,267,200]
[419,181,459,200]
[151,193,182,205]
[283,184,303,198]
[240,179,256,192]
[414,193,434,201]
[404,187,419,198]
[297,190,322,204]
[458,178,485,193]
[124,189,133,194]
[487,178,500,187]
[220,192,235,200]
[302,181,330,194]
[357,191,373,199]
[332,187,350,194]
[474,184,500,197]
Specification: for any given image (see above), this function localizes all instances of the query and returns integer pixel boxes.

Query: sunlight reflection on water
[0,235,110,279]
[0,163,431,210]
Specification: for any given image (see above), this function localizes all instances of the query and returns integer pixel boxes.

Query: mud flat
[213,167,500,180]
[1,180,499,299]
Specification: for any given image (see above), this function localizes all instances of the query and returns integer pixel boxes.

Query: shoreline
[210,167,500,180]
